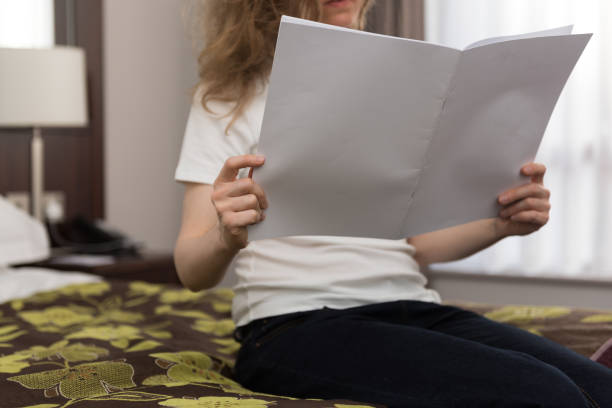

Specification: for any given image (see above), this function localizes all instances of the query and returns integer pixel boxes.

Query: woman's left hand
[495,162,551,237]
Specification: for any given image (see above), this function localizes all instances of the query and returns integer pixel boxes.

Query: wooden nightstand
[18,252,181,284]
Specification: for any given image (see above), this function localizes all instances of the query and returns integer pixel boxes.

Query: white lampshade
[0,46,88,127]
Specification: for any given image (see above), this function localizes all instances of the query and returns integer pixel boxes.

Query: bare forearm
[174,223,240,291]
[408,163,552,268]
[174,157,267,292]
[407,218,505,267]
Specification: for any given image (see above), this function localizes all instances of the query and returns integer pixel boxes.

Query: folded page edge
[280,15,461,52]
[464,25,576,50]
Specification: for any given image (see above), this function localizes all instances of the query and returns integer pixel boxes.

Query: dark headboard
[0,0,104,220]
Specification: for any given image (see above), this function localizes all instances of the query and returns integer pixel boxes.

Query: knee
[521,360,591,408]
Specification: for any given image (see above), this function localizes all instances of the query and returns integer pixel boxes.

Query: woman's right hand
[211,154,269,249]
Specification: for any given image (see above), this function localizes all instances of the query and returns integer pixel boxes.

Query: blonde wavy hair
[191,0,375,133]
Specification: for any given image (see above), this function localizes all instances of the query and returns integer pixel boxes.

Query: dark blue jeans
[233,300,612,408]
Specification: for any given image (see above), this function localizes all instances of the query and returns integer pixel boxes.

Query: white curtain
[425,0,612,278]
[0,0,54,48]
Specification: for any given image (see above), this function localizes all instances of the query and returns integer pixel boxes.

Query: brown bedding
[1,279,611,408]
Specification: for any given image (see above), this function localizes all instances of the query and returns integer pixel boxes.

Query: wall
[103,0,198,251]
[428,268,612,310]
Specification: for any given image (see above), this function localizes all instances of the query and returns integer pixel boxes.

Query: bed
[1,276,611,408]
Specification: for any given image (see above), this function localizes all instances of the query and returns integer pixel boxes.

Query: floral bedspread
[0,280,380,408]
[1,279,611,408]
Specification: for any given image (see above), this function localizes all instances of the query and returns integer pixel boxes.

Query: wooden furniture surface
[19,252,181,285]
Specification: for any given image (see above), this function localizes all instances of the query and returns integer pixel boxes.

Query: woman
[174,1,612,407]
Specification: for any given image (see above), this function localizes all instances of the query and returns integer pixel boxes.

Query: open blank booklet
[249,16,591,241]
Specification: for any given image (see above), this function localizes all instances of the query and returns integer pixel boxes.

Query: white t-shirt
[175,85,441,327]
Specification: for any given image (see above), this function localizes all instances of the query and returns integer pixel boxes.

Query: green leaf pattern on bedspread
[0,280,382,408]
[8,360,137,399]
[27,340,109,362]
[0,324,27,347]
[484,305,572,324]
[147,351,235,386]
[159,396,273,407]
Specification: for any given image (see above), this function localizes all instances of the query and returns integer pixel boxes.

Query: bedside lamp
[0,46,88,220]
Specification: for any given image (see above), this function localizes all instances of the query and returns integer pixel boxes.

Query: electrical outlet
[43,191,66,222]
[5,191,30,213]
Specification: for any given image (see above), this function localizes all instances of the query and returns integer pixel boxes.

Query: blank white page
[249,17,460,240]
[402,33,592,236]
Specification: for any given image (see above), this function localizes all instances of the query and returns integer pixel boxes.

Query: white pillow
[0,196,49,266]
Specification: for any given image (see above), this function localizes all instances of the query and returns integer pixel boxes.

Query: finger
[510,210,549,226]
[520,162,546,184]
[499,197,550,219]
[226,178,269,209]
[221,209,263,229]
[251,182,268,209]
[222,194,262,214]
[216,155,265,183]
[498,183,550,205]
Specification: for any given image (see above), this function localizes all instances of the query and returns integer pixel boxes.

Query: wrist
[214,222,245,253]
[492,217,511,240]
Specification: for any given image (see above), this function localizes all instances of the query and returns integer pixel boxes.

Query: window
[0,0,54,48]
[426,0,612,278]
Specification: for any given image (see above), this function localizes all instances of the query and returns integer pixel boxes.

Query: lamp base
[31,127,44,221]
